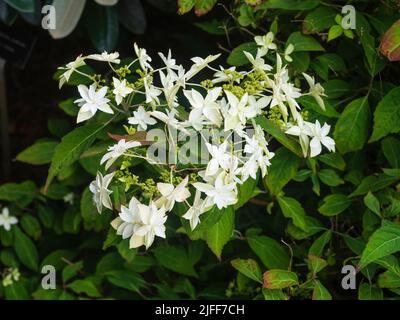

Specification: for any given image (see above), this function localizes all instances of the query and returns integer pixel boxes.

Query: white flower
[303,73,326,111]
[128,106,157,130]
[182,190,212,230]
[185,54,221,80]
[63,192,74,205]
[111,197,142,239]
[205,141,232,176]
[144,77,162,105]
[244,49,272,71]
[309,120,335,157]
[88,51,120,64]
[0,208,18,231]
[285,120,313,157]
[159,49,179,71]
[101,139,141,169]
[247,95,271,116]
[224,91,252,132]
[74,84,113,123]
[113,77,133,105]
[212,66,243,84]
[150,109,189,133]
[193,175,237,209]
[134,43,152,70]
[58,55,86,88]
[156,176,191,211]
[129,202,167,249]
[254,32,277,55]
[89,171,115,213]
[184,88,222,128]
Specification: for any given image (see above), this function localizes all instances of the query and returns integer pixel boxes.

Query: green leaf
[68,279,101,298]
[312,280,332,300]
[286,32,325,52]
[106,270,146,292]
[359,221,400,269]
[153,245,198,277]
[262,288,288,300]
[308,254,328,274]
[16,141,58,165]
[309,230,332,256]
[291,52,310,72]
[277,196,308,231]
[323,80,352,99]
[86,4,119,52]
[318,152,346,171]
[358,283,383,300]
[231,258,263,284]
[205,206,234,259]
[349,174,398,197]
[4,0,34,12]
[378,270,400,288]
[303,7,337,34]
[263,270,298,289]
[45,123,108,190]
[318,194,352,216]
[4,282,29,300]
[0,181,37,206]
[178,0,195,14]
[334,97,371,154]
[382,136,400,168]
[20,215,41,240]
[247,235,290,269]
[40,249,77,271]
[364,192,381,216]
[13,227,39,271]
[328,25,343,42]
[235,177,258,209]
[194,0,217,16]
[317,169,344,187]
[265,147,301,195]
[298,95,340,118]
[264,0,319,10]
[227,42,258,66]
[194,19,225,35]
[255,117,303,157]
[370,87,400,142]
[62,261,84,283]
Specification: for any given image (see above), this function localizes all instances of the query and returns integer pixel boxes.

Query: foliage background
[1,0,400,300]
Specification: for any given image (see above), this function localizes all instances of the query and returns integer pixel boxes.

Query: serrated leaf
[334,97,370,154]
[263,270,298,289]
[247,235,289,269]
[359,221,400,269]
[231,258,262,283]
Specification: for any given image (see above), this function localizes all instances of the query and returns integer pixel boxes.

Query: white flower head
[303,73,327,111]
[113,77,133,105]
[58,55,86,88]
[182,190,212,230]
[89,171,115,213]
[101,139,141,170]
[74,84,113,123]
[309,120,335,157]
[244,49,272,72]
[129,202,167,249]
[128,106,157,131]
[0,207,18,231]
[193,174,237,210]
[134,42,152,71]
[185,54,221,80]
[156,176,191,212]
[111,196,142,239]
[254,32,277,55]
[88,51,120,64]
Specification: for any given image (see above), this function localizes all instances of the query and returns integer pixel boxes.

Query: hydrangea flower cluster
[59,32,335,250]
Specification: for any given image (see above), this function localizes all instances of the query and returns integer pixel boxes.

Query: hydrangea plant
[57,34,335,250]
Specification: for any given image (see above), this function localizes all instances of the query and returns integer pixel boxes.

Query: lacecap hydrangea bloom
[58,32,335,250]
